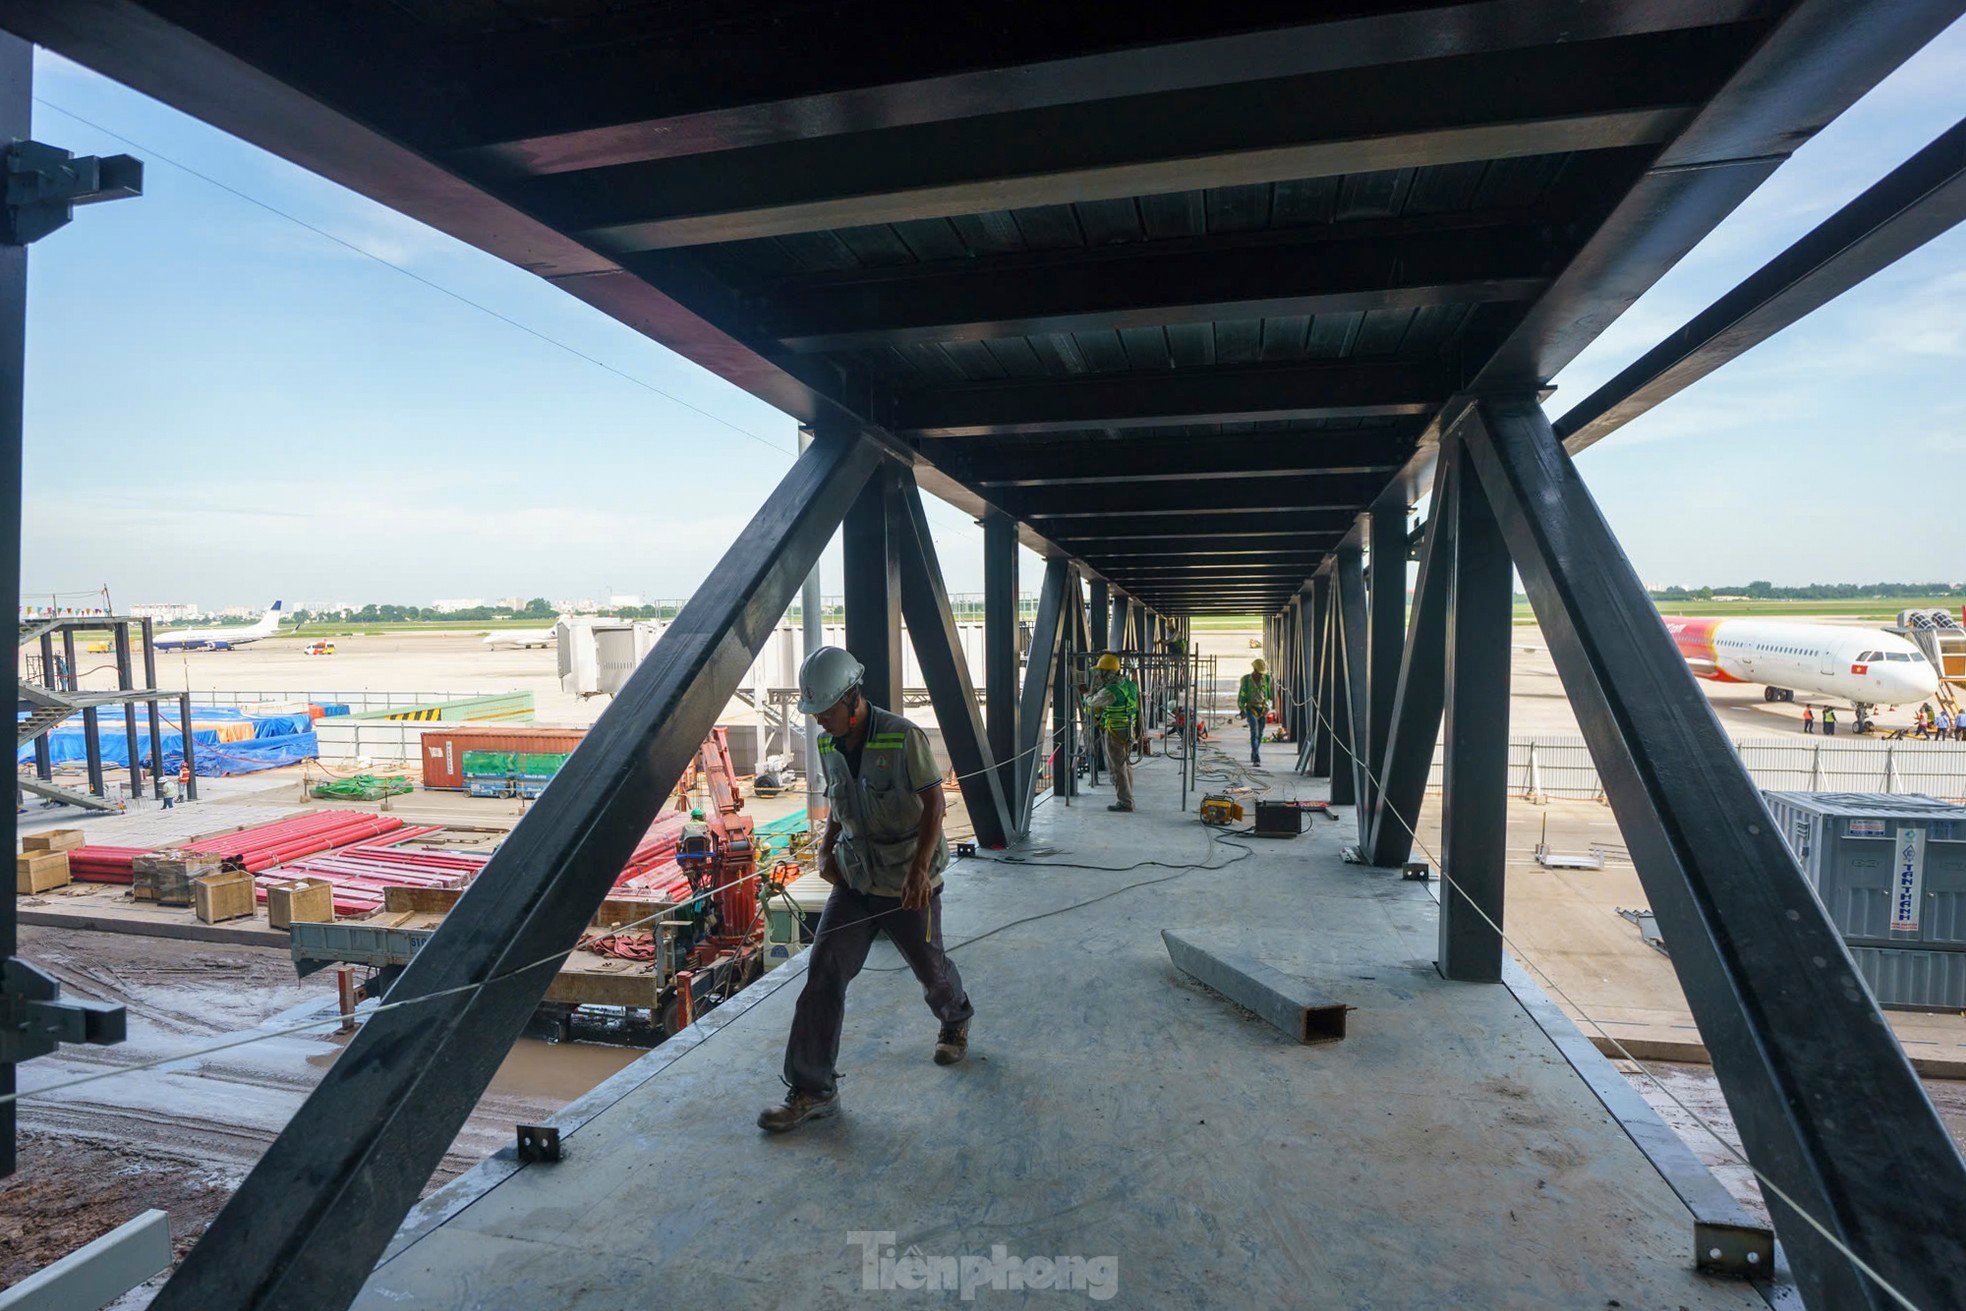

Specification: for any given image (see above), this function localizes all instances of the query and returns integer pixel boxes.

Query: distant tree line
[1650,581,1966,602]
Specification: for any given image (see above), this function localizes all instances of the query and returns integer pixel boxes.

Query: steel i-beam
[983,508,1019,806]
[891,472,1014,849]
[1018,559,1069,826]
[1462,396,1966,1309]
[843,456,904,708]
[1363,455,1455,867]
[1437,423,1511,981]
[152,429,885,1311]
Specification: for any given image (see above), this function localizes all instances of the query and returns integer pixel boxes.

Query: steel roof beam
[1076,550,1331,565]
[893,362,1451,438]
[938,429,1418,487]
[452,1,1777,173]
[522,35,1738,251]
[1555,115,1966,454]
[1469,0,1962,391]
[764,224,1554,353]
[1000,472,1388,518]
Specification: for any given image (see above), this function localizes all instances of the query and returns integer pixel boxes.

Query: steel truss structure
[4,5,1965,1308]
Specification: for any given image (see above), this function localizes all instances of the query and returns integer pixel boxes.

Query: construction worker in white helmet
[1239,657,1273,767]
[1083,651,1140,812]
[759,644,973,1134]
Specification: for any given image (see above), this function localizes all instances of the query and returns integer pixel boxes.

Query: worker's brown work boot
[757,1088,839,1133]
[934,1020,969,1066]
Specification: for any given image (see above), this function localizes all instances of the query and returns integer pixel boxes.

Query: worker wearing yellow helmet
[1083,651,1140,811]
[1238,657,1274,767]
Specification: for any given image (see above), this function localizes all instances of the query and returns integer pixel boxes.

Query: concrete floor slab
[355,748,1764,1310]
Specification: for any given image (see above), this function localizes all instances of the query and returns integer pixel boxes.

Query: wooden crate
[133,850,223,906]
[21,828,86,854]
[16,850,71,895]
[193,869,257,924]
[267,878,334,930]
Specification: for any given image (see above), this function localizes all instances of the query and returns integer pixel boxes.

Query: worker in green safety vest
[1084,651,1140,812]
[1238,657,1273,767]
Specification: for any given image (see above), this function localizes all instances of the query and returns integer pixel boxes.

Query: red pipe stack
[68,846,146,884]
[187,811,404,873]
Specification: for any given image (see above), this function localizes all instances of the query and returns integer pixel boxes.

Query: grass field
[1514,596,1964,624]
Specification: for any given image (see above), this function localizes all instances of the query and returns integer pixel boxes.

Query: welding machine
[1199,794,1243,826]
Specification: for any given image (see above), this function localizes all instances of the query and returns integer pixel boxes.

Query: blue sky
[17,23,1965,610]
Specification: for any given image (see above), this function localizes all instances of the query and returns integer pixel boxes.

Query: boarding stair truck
[1894,609,1966,713]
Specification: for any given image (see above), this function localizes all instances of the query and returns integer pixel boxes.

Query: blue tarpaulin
[18,706,321,776]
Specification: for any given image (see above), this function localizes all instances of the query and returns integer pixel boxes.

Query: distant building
[294,601,357,616]
[608,593,644,609]
[217,605,258,619]
[494,596,527,611]
[555,598,601,614]
[131,602,198,622]
[430,598,489,613]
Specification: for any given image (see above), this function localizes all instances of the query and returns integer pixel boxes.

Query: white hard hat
[798,645,865,714]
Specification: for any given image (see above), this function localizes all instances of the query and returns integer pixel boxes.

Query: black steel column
[115,620,141,799]
[1018,559,1068,827]
[842,456,902,709]
[155,431,885,1311]
[34,630,54,779]
[1289,598,1307,744]
[890,474,1012,849]
[1053,570,1082,799]
[1365,492,1407,813]
[1330,547,1365,810]
[0,29,24,1181]
[983,508,1019,812]
[177,693,198,800]
[1111,594,1129,654]
[1363,460,1455,868]
[1438,431,1510,982]
[1088,579,1109,651]
[1463,396,1966,1310]
[64,626,102,797]
[141,618,164,799]
[1309,574,1333,778]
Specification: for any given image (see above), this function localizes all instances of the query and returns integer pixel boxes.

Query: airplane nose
[1897,667,1941,701]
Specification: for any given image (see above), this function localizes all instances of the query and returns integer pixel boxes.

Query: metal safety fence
[1421,735,1966,803]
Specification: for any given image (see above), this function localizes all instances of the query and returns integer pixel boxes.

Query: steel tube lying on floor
[1162,931,1346,1044]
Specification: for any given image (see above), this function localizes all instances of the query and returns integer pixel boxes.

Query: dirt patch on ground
[5,925,649,1299]
[0,1132,231,1288]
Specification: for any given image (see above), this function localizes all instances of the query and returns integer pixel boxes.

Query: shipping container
[1763,791,1966,1010]
[421,726,586,790]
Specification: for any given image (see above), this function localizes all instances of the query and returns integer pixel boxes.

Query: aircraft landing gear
[1854,703,1874,734]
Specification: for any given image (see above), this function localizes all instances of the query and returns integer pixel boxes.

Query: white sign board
[1891,827,1926,934]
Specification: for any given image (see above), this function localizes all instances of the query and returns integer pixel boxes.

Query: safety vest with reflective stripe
[1097,679,1139,732]
[817,705,948,897]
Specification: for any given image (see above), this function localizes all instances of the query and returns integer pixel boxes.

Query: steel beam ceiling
[528,37,1721,251]
[894,363,1451,437]
[763,223,1554,352]
[452,1,1779,172]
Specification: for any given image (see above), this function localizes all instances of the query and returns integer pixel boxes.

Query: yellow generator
[1199,794,1243,826]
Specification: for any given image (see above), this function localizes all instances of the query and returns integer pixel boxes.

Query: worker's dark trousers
[784,883,972,1099]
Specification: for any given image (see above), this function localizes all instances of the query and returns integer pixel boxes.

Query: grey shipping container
[1763,791,1966,1010]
